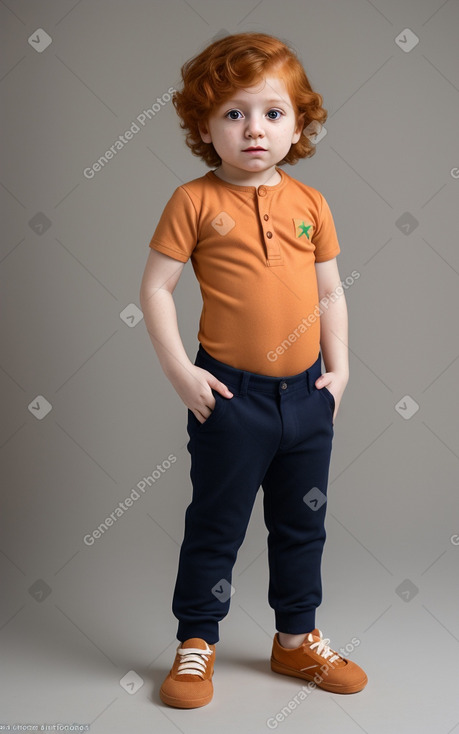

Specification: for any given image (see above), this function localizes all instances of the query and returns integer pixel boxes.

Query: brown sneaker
[159,638,216,708]
[271,629,367,694]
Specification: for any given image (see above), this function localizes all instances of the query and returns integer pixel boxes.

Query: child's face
[198,76,304,179]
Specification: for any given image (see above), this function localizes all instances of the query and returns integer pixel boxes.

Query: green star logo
[294,219,313,240]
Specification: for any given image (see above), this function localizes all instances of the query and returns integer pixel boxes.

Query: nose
[245,115,265,139]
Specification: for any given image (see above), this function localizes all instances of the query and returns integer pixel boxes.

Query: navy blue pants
[172,345,335,644]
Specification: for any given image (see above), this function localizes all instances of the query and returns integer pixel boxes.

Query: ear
[198,121,212,144]
[292,112,306,144]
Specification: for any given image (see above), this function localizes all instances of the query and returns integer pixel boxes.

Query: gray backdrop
[1,1,458,732]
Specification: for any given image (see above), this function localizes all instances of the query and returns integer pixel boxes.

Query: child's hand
[172,365,233,424]
[315,372,348,423]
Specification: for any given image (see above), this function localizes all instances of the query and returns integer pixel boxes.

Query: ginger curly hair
[172,32,328,168]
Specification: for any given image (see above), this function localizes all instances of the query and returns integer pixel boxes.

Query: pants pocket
[319,385,335,422]
[187,389,226,434]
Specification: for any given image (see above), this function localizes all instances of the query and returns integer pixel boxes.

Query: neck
[213,165,282,187]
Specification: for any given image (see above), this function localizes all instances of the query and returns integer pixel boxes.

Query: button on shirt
[148,167,341,377]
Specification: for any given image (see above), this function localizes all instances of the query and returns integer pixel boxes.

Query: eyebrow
[224,99,287,106]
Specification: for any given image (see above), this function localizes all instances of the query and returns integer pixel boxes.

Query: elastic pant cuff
[275,609,316,635]
[177,621,219,645]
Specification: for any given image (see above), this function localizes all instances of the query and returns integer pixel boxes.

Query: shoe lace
[307,630,341,663]
[176,644,213,678]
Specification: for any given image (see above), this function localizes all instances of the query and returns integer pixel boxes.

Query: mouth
[242,147,267,152]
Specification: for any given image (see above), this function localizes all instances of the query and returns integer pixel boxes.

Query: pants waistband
[195,345,322,397]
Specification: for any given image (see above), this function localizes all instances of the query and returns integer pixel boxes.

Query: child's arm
[314,257,349,420]
[139,249,233,423]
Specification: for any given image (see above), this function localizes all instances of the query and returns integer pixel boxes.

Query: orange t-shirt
[148,166,340,377]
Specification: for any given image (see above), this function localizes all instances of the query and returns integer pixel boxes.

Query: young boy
[140,32,367,709]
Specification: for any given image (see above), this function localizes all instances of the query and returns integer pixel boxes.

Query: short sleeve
[148,186,198,263]
[313,193,341,262]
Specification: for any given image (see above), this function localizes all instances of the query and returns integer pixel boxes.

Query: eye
[267,109,282,120]
[226,109,243,120]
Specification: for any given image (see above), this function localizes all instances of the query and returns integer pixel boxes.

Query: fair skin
[140,74,349,649]
[197,75,303,187]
